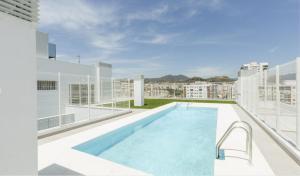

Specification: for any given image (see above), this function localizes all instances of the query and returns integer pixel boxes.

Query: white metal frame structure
[237,58,300,159]
[37,71,133,135]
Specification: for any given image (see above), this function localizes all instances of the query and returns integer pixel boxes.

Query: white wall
[36,31,49,59]
[37,59,97,118]
[38,59,95,75]
[0,13,37,174]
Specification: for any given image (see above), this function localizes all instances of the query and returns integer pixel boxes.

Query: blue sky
[38,0,300,78]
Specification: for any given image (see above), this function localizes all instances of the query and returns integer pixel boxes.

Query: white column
[276,65,281,132]
[0,12,37,174]
[134,75,144,106]
[296,58,300,149]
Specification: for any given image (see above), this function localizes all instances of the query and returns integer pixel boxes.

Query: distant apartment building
[237,61,269,103]
[280,80,296,105]
[240,62,269,73]
[239,61,269,84]
[185,83,208,99]
[144,83,185,98]
[184,82,235,100]
[237,61,297,105]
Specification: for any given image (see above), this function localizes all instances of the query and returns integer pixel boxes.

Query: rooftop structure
[35,32,133,133]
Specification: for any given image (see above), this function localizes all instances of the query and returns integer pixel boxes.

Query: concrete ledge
[238,104,300,165]
[38,110,132,139]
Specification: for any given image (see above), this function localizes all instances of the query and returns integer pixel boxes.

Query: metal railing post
[58,72,62,127]
[264,70,268,102]
[253,74,257,115]
[87,75,91,120]
[263,70,268,122]
[112,78,114,111]
[296,58,300,149]
[174,83,176,98]
[79,79,82,106]
[276,65,281,132]
[240,76,243,106]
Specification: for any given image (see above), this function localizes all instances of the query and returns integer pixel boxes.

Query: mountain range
[145,75,236,83]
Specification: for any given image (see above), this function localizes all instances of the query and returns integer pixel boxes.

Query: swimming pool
[74,105,218,176]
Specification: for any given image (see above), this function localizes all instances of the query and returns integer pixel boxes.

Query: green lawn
[130,98,236,109]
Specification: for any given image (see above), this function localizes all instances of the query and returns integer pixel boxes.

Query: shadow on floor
[39,164,83,176]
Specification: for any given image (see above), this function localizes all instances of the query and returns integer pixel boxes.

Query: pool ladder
[216,121,252,163]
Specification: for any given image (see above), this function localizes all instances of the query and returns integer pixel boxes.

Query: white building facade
[0,0,38,174]
[185,83,208,99]
[184,82,235,100]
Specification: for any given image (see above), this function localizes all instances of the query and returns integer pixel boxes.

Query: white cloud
[135,34,172,45]
[187,0,224,9]
[126,4,169,23]
[113,63,164,78]
[91,33,126,50]
[179,0,224,17]
[39,0,125,56]
[268,46,279,53]
[90,55,164,78]
[39,0,118,30]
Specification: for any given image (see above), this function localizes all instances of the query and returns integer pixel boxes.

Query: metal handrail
[216,121,252,163]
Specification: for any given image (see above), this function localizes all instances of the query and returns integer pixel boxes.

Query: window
[69,84,95,105]
[37,80,57,90]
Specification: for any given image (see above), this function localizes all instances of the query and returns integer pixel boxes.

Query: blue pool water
[74,105,218,176]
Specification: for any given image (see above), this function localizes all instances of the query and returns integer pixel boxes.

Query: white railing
[237,58,300,150]
[37,72,132,133]
[38,113,75,131]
